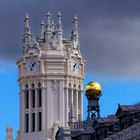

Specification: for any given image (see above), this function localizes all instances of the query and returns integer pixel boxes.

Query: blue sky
[0,63,19,140]
[1,0,140,139]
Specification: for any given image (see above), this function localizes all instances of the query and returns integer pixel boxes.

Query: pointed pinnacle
[24,14,29,19]
[58,10,62,17]
[73,15,78,20]
[46,11,50,17]
[52,20,55,26]
[41,20,45,25]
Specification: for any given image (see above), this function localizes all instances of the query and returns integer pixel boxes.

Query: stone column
[66,88,69,125]
[71,89,73,104]
[42,87,46,130]
[76,90,79,121]
[81,90,83,121]
[46,81,51,128]
[59,81,65,125]
[78,90,83,121]
[20,90,25,134]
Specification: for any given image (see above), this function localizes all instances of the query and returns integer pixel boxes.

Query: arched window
[78,85,81,89]
[38,82,41,88]
[73,84,76,89]
[69,83,71,88]
[25,84,28,89]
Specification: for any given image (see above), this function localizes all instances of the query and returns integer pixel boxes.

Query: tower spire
[71,15,79,41]
[24,14,31,35]
[57,11,63,44]
[46,11,52,42]
[40,20,45,40]
[57,11,62,32]
[23,14,32,54]
[51,20,55,32]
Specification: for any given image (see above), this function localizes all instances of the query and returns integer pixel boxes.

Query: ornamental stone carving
[51,80,59,94]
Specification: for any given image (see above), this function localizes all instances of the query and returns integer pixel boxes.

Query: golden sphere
[86,81,102,98]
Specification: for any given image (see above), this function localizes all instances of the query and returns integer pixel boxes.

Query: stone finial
[24,14,29,20]
[24,14,31,35]
[57,11,63,45]
[46,11,52,42]
[23,14,32,54]
[73,15,78,21]
[46,11,51,31]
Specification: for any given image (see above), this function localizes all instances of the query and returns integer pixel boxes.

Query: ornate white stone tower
[17,12,84,140]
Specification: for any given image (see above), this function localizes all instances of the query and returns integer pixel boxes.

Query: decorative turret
[51,20,55,32]
[23,14,32,54]
[71,15,78,41]
[46,11,52,42]
[71,15,79,49]
[22,13,82,53]
[57,11,63,44]
[40,20,45,40]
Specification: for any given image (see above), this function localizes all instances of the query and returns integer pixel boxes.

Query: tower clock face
[70,59,79,75]
[27,59,39,72]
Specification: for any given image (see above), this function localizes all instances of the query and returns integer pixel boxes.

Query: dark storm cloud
[1,0,140,79]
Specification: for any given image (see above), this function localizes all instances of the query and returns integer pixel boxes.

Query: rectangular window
[38,112,42,131]
[25,113,29,133]
[32,113,35,132]
[32,89,35,108]
[38,89,42,107]
[25,90,29,109]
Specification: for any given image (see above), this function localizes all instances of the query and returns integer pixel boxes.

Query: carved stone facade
[16,12,84,140]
